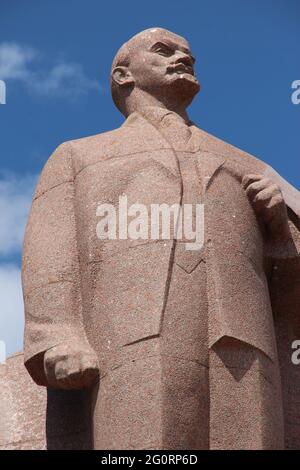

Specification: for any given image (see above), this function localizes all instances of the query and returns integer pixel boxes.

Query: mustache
[166,62,195,76]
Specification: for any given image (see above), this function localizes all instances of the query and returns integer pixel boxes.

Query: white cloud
[0,42,36,81]
[32,62,99,98]
[0,42,99,98]
[0,173,37,357]
[0,173,37,256]
[0,264,24,357]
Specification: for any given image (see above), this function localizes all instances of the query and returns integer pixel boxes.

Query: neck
[124,89,190,123]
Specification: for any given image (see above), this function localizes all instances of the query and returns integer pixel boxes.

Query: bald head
[111,28,189,71]
[111,28,200,115]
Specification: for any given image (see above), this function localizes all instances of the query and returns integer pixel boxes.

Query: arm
[242,173,300,448]
[22,142,99,389]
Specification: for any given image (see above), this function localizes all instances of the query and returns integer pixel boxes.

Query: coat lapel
[122,112,180,180]
[188,125,226,197]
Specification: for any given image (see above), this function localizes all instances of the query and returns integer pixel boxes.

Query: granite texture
[19,28,300,449]
[0,353,92,449]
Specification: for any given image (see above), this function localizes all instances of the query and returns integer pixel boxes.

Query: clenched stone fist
[242,174,290,242]
[44,341,99,390]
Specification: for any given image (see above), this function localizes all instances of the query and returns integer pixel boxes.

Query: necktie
[160,112,193,151]
[159,111,205,272]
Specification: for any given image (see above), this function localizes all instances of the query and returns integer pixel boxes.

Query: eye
[152,43,173,57]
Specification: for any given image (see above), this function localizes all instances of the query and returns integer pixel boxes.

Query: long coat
[22,112,300,449]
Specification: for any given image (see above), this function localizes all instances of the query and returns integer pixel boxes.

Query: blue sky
[0,0,299,357]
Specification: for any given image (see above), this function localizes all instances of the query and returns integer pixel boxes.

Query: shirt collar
[123,105,192,130]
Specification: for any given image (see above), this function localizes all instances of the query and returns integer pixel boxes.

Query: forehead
[130,29,191,54]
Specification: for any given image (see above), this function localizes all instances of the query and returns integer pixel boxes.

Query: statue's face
[127,29,200,104]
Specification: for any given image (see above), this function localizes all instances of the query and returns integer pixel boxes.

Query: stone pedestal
[0,353,92,449]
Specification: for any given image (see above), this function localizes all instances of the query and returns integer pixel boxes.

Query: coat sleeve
[264,167,300,449]
[22,142,89,386]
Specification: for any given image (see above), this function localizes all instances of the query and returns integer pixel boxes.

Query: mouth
[167,63,194,76]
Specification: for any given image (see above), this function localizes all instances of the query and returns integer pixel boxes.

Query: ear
[112,66,134,86]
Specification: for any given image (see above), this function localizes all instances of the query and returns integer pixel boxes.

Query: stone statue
[22,28,300,450]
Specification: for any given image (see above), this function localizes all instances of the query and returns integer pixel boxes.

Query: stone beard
[22,28,300,450]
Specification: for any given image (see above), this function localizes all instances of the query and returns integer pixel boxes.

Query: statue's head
[111,28,200,116]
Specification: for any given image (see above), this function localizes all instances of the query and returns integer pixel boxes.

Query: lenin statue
[22,28,300,450]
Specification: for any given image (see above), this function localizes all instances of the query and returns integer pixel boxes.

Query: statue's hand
[242,174,290,242]
[44,341,99,389]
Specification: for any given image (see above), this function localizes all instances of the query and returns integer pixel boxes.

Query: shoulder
[34,127,125,197]
[194,126,300,219]
[67,127,124,155]
[194,126,266,174]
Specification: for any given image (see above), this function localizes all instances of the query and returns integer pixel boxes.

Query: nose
[174,51,193,67]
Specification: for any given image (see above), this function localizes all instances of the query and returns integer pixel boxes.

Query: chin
[168,74,200,100]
